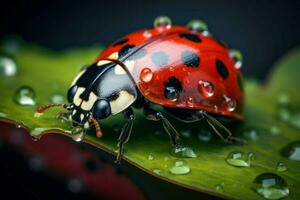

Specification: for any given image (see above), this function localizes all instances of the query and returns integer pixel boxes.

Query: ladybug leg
[143,105,181,148]
[115,107,135,164]
[201,111,247,145]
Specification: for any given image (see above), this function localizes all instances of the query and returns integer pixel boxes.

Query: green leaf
[1,40,300,200]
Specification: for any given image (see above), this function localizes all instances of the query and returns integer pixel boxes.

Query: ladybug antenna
[88,117,103,138]
[36,103,67,113]
[201,111,247,145]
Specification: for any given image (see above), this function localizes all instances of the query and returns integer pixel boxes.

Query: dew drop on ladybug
[224,95,237,112]
[187,19,210,36]
[229,49,243,69]
[154,16,172,30]
[186,97,194,107]
[140,68,153,83]
[198,80,215,98]
[143,30,152,38]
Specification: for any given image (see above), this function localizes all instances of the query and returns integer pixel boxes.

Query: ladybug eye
[229,49,243,69]
[67,85,78,103]
[154,16,172,29]
[92,99,111,119]
[186,20,210,36]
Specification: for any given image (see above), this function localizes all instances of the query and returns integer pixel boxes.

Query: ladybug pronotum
[37,16,245,163]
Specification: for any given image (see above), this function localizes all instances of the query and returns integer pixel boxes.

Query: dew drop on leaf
[276,162,287,172]
[280,141,300,161]
[171,146,197,158]
[14,86,36,106]
[226,151,254,167]
[0,56,17,77]
[153,168,161,175]
[71,127,84,142]
[169,160,190,175]
[148,154,154,160]
[252,173,289,200]
[198,130,212,142]
[0,112,7,117]
[215,182,225,192]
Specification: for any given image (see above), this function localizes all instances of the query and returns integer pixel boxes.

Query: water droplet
[31,136,41,141]
[16,124,22,129]
[67,178,84,193]
[186,19,210,36]
[281,141,300,161]
[51,94,64,104]
[169,160,190,175]
[0,56,17,76]
[223,95,236,112]
[276,162,287,172]
[0,112,7,117]
[153,168,161,175]
[198,80,215,98]
[14,86,36,106]
[143,30,152,38]
[71,127,84,142]
[154,16,172,29]
[226,151,254,167]
[270,126,280,135]
[186,97,194,107]
[252,173,289,200]
[215,182,224,192]
[277,93,290,106]
[229,49,243,69]
[148,154,154,160]
[243,129,258,141]
[171,146,197,158]
[198,130,212,142]
[181,130,191,138]
[140,68,153,83]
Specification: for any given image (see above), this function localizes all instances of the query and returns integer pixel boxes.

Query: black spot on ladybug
[151,51,169,67]
[216,59,229,79]
[179,33,202,43]
[216,40,228,48]
[181,50,200,68]
[128,48,146,60]
[119,44,135,58]
[237,74,244,92]
[111,38,129,46]
[164,77,182,100]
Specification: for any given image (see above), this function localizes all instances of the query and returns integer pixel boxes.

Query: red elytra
[96,25,244,120]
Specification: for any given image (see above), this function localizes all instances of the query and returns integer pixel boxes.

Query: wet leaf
[1,40,300,199]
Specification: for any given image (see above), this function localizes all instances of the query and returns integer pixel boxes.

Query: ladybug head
[36,59,137,137]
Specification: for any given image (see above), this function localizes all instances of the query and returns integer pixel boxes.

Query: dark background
[1,0,300,80]
[0,0,300,199]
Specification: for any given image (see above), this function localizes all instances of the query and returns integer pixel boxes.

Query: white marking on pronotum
[109,90,135,114]
[114,60,135,75]
[71,69,86,86]
[73,87,85,106]
[97,52,119,66]
[81,92,98,111]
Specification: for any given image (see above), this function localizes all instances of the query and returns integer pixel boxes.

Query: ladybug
[37,16,245,163]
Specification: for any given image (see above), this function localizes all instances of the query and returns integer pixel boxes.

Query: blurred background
[0,0,299,199]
